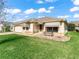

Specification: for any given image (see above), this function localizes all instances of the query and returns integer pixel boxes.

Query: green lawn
[0,32,79,59]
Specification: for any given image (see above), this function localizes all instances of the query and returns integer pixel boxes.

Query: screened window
[46,27,58,32]
[53,27,58,32]
[46,27,53,32]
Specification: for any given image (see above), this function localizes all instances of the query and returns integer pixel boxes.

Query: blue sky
[6,0,79,22]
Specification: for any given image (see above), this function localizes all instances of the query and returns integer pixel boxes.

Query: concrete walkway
[0,32,15,35]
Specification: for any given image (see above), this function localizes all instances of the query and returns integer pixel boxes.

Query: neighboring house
[0,24,3,32]
[0,21,4,32]
[13,17,68,35]
[71,21,79,31]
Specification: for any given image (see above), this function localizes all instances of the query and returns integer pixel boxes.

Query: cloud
[36,0,58,4]
[45,0,58,3]
[38,8,51,13]
[12,15,29,22]
[58,15,70,18]
[14,18,28,22]
[70,7,79,12]
[4,8,21,15]
[72,0,79,5]
[36,0,44,4]
[45,0,56,2]
[5,6,54,22]
[48,6,54,10]
[24,6,54,14]
[73,14,79,18]
[37,16,45,18]
[13,19,23,22]
[24,8,37,14]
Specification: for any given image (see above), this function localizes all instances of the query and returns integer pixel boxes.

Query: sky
[5,0,79,22]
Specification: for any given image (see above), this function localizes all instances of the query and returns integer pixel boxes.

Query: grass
[0,32,79,59]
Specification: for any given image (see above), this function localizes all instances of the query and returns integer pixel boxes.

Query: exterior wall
[25,23,38,33]
[14,23,36,33]
[33,23,39,33]
[14,26,23,32]
[58,22,64,33]
[75,26,79,30]
[29,23,34,33]
[58,22,67,34]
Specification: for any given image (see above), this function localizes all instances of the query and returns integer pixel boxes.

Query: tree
[3,21,11,32]
[68,23,75,31]
[0,0,8,32]
[0,0,5,21]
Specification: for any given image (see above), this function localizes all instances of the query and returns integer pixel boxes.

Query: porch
[33,31,70,42]
[37,22,60,33]
[32,22,70,41]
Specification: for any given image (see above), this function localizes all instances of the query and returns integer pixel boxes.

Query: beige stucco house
[13,17,68,35]
[71,21,79,31]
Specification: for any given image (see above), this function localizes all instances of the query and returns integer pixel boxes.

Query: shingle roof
[27,17,65,23]
[14,17,67,26]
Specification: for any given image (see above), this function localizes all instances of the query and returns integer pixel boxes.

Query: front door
[39,24,43,31]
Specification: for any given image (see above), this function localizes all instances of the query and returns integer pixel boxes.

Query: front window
[23,27,29,30]
[46,27,53,32]
[46,27,58,32]
[23,23,30,30]
[23,27,26,30]
[53,27,58,32]
[26,27,29,30]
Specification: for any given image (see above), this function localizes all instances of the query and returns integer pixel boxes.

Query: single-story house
[71,21,79,31]
[13,17,68,35]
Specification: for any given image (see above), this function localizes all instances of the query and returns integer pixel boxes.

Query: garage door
[15,26,23,32]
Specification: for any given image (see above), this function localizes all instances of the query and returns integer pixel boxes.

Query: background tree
[0,0,5,32]
[0,0,11,32]
[0,0,5,21]
[68,23,75,31]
